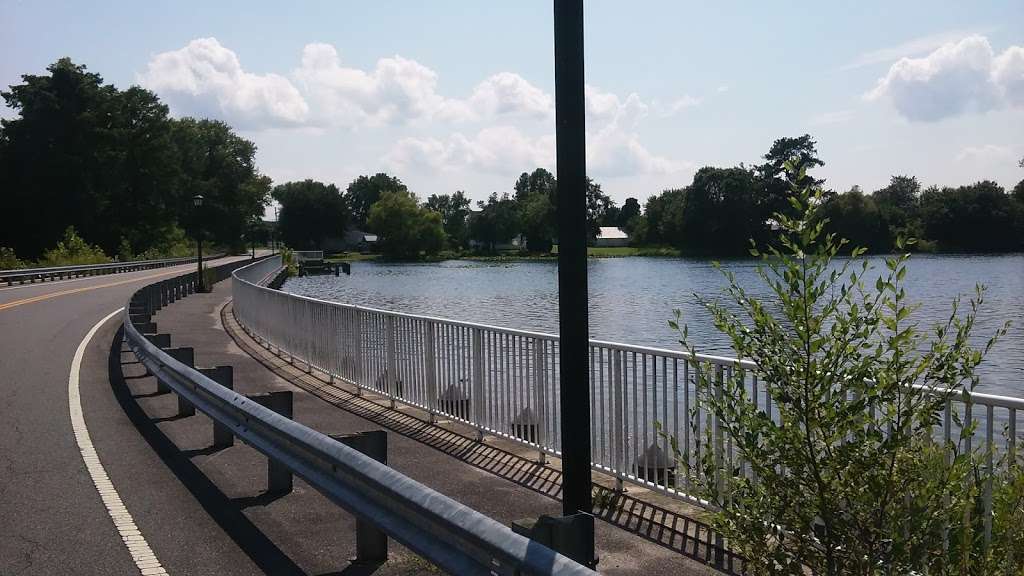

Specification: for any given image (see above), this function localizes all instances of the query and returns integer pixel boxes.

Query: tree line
[0,59,270,265]
[276,134,1024,260]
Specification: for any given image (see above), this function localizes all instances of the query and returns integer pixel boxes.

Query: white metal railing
[232,257,1023,513]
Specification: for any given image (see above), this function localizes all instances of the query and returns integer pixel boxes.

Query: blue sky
[3,1,1023,216]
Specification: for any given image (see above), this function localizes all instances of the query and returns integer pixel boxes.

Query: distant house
[322,229,378,253]
[594,226,630,247]
[469,233,526,252]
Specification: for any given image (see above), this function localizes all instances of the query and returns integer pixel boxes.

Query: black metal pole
[554,0,592,517]
[196,232,203,292]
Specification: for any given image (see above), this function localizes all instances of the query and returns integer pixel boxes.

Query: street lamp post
[250,217,257,260]
[193,194,204,292]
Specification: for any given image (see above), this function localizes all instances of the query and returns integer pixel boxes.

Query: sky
[3,1,1024,219]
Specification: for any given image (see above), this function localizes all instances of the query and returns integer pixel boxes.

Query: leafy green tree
[345,173,407,230]
[872,175,922,246]
[920,181,1020,252]
[586,179,615,239]
[469,193,520,252]
[667,161,1022,574]
[170,118,270,251]
[817,186,888,252]
[513,168,557,203]
[641,188,686,245]
[425,191,471,248]
[0,58,121,258]
[678,166,763,254]
[617,197,642,228]
[272,180,348,250]
[367,190,445,260]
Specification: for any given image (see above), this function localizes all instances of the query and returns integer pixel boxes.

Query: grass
[325,252,382,262]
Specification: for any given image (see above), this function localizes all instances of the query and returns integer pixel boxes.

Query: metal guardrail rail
[1,254,223,285]
[123,257,596,576]
[232,256,1023,532]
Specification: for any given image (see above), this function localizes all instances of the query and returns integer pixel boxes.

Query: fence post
[533,339,547,464]
[385,315,397,408]
[713,365,725,568]
[425,323,438,424]
[471,328,484,441]
[613,349,625,492]
[354,310,364,396]
[330,431,388,564]
[248,391,294,493]
[201,366,234,448]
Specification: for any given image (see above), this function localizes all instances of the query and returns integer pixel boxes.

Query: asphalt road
[0,256,259,575]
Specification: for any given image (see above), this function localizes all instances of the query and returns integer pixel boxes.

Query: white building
[594,226,631,247]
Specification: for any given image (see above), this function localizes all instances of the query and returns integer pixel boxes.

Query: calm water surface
[283,254,1024,396]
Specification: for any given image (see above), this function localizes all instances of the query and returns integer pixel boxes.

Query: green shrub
[39,227,110,266]
[664,160,1023,574]
[0,247,25,269]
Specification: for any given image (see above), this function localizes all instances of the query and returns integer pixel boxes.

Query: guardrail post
[200,366,234,448]
[512,513,596,569]
[248,391,294,493]
[330,431,388,564]
[164,348,195,408]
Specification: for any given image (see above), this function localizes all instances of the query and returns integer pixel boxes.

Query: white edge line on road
[70,307,168,576]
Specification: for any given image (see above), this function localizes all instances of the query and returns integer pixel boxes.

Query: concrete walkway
[131,276,728,575]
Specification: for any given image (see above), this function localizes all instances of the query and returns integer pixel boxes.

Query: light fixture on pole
[193,194,204,292]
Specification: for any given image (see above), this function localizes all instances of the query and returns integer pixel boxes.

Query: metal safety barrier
[232,256,1023,531]
[124,257,596,576]
[1,254,223,285]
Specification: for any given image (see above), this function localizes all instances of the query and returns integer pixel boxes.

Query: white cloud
[865,35,1024,122]
[840,29,986,71]
[466,72,553,120]
[139,38,309,129]
[809,109,854,126]
[385,127,555,174]
[385,124,687,179]
[293,43,464,127]
[955,144,1016,164]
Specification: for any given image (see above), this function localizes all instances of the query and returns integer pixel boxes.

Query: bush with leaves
[1,247,25,269]
[39,226,110,266]
[665,160,1023,574]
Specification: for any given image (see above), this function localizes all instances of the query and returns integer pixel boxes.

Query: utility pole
[554,0,592,518]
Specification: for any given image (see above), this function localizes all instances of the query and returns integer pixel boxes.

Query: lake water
[282,254,1024,397]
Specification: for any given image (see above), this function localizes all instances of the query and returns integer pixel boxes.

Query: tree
[367,190,445,260]
[872,175,922,246]
[425,191,471,248]
[0,58,121,258]
[756,134,825,224]
[586,179,616,239]
[677,166,763,255]
[345,173,407,230]
[272,180,348,250]
[668,162,1022,574]
[513,168,557,203]
[920,181,1019,252]
[170,118,271,251]
[469,193,519,253]
[618,197,641,228]
[818,186,888,252]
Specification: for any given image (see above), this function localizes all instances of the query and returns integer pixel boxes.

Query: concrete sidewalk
[131,276,728,575]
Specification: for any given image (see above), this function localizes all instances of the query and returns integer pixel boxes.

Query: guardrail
[232,256,1023,536]
[0,254,222,285]
[124,256,596,575]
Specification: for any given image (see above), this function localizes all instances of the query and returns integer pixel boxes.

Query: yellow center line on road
[0,268,192,312]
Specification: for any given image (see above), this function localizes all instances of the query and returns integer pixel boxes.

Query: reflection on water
[282,254,1024,396]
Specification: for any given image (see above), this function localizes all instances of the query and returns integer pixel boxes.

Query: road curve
[0,255,260,575]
